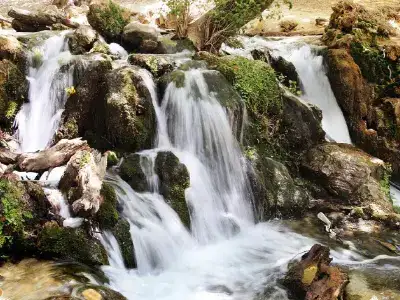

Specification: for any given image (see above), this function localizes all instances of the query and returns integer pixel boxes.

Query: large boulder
[105,66,155,151]
[87,0,130,43]
[249,156,310,219]
[68,25,98,55]
[119,153,148,192]
[301,143,393,213]
[122,21,159,52]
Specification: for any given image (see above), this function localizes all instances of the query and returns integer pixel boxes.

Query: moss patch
[96,183,118,230]
[111,218,135,268]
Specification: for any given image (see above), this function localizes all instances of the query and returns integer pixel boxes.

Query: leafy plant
[163,0,194,38]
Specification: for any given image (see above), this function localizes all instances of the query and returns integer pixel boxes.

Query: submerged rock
[155,151,190,228]
[283,244,348,299]
[87,0,130,43]
[302,143,393,213]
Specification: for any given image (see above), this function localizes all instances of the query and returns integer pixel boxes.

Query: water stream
[14,32,74,152]
[7,32,400,299]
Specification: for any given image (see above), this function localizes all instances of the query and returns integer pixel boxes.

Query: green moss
[225,37,244,49]
[79,151,91,168]
[65,118,79,138]
[5,101,17,119]
[170,70,185,88]
[353,207,365,218]
[31,48,43,69]
[111,218,135,268]
[146,56,158,75]
[350,42,394,85]
[0,179,31,249]
[38,222,108,266]
[96,183,118,230]
[107,151,119,167]
[199,53,281,115]
[91,0,129,40]
[394,206,400,214]
[379,165,391,201]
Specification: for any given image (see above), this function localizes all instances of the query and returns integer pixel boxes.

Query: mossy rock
[87,0,130,43]
[0,59,28,130]
[157,36,195,54]
[196,52,281,116]
[155,151,191,228]
[128,54,174,77]
[38,221,108,266]
[119,153,148,192]
[106,151,119,167]
[105,66,156,152]
[95,183,118,230]
[111,218,135,268]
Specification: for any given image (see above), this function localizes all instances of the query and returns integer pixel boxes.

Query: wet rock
[56,58,112,147]
[128,54,174,77]
[119,153,148,192]
[157,35,195,54]
[111,218,136,268]
[95,182,118,230]
[250,156,310,219]
[301,143,393,213]
[280,89,325,153]
[87,0,130,43]
[89,40,111,55]
[8,6,78,32]
[122,21,159,52]
[68,25,98,55]
[38,221,108,266]
[59,149,107,217]
[283,244,348,300]
[251,49,300,89]
[155,151,190,228]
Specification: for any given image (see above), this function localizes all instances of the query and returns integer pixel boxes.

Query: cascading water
[98,68,366,300]
[222,36,352,144]
[14,32,74,152]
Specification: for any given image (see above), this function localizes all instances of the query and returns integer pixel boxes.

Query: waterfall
[14,33,74,152]
[98,68,338,299]
[223,36,352,144]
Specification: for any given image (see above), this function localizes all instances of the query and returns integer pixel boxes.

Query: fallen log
[282,244,348,300]
[8,7,79,31]
[59,149,107,217]
[18,138,89,172]
[0,148,20,164]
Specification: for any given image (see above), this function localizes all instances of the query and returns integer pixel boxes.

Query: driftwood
[0,148,20,164]
[283,244,348,300]
[59,150,107,217]
[18,138,89,172]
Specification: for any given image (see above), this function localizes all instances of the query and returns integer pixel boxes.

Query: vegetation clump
[96,183,119,230]
[0,179,31,249]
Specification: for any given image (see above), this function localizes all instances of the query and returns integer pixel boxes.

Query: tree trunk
[18,138,89,172]
[187,0,274,52]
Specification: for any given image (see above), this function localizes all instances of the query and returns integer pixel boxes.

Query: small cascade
[224,36,352,144]
[15,32,74,152]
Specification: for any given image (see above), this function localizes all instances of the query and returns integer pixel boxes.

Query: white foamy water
[390,184,400,207]
[222,36,352,144]
[15,32,74,152]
